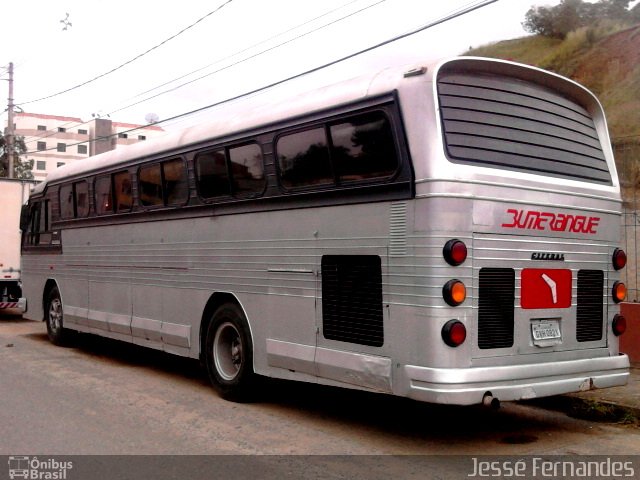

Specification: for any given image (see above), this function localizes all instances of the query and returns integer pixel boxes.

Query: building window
[58,127,66,133]
[78,144,88,154]
[57,143,66,152]
[57,162,65,168]
[37,141,46,151]
[36,160,46,171]
[118,133,128,139]
[78,129,87,135]
[138,135,146,141]
[37,125,46,131]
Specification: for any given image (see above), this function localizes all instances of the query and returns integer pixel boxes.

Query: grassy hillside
[466,22,640,141]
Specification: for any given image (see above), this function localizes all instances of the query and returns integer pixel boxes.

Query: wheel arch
[199,292,252,363]
[42,279,60,322]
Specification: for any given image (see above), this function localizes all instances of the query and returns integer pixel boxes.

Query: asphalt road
[1,316,639,478]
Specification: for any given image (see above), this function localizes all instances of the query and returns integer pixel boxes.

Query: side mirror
[20,204,30,232]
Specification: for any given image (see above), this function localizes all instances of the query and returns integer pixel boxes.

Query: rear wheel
[205,303,256,401]
[45,286,70,346]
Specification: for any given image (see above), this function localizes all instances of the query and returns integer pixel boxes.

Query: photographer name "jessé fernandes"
[468,457,635,478]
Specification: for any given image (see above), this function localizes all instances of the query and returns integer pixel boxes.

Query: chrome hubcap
[213,322,242,381]
[48,298,62,332]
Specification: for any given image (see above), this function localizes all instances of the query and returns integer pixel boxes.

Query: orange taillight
[612,281,627,303]
[443,279,466,306]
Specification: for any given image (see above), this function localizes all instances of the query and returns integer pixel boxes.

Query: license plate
[531,320,561,341]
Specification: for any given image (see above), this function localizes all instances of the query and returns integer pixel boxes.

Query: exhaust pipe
[482,392,500,409]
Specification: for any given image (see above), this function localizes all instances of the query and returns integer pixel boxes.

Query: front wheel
[205,303,256,401]
[45,286,71,346]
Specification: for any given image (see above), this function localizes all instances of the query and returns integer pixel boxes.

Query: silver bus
[21,57,630,406]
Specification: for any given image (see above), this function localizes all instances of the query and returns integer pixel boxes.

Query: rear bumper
[400,354,630,405]
[0,297,27,314]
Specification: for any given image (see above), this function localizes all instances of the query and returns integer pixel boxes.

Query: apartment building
[8,112,165,181]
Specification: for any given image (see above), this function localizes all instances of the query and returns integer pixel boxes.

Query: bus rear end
[398,57,629,405]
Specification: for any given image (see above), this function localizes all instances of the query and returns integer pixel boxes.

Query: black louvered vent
[577,270,604,342]
[437,70,611,184]
[478,268,515,349]
[322,255,384,347]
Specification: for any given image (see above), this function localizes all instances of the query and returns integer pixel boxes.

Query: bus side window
[95,175,113,215]
[229,143,265,197]
[195,149,231,199]
[114,171,133,213]
[329,112,398,182]
[75,181,90,217]
[163,159,188,205]
[276,127,333,189]
[139,164,164,206]
[38,200,52,244]
[59,184,74,219]
[27,202,41,246]
[25,200,52,246]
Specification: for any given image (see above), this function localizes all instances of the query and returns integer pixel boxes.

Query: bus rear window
[437,69,612,184]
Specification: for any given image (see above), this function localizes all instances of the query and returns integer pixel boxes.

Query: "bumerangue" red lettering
[501,209,600,234]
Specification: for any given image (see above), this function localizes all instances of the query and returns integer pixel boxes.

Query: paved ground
[565,364,640,421]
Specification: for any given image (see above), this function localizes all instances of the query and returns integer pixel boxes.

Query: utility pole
[6,62,15,179]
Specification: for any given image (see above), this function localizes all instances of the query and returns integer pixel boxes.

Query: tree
[0,134,32,179]
[14,158,35,180]
[523,0,635,39]
[631,2,640,22]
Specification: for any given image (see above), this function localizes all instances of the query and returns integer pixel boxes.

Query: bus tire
[205,303,256,401]
[45,286,70,346]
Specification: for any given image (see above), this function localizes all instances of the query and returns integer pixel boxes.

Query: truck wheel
[45,286,70,346]
[205,303,256,401]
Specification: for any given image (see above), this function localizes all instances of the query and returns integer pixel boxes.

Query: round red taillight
[613,248,627,271]
[442,319,467,347]
[612,314,627,336]
[443,239,467,266]
[443,279,466,306]
[612,281,627,303]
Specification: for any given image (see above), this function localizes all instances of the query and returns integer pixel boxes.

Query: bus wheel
[205,303,256,401]
[45,287,69,346]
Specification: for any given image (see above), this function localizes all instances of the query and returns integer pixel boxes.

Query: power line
[123,0,366,103]
[152,0,499,129]
[17,0,235,106]
[106,0,390,118]
[20,0,497,156]
[19,0,384,149]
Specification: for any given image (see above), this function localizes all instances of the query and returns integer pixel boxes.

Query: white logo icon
[8,457,29,480]
[541,273,558,304]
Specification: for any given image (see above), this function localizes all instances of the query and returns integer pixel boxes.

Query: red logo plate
[521,269,572,309]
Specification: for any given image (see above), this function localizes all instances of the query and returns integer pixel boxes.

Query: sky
[0,0,566,132]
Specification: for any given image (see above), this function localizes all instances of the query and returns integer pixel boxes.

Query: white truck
[0,178,34,314]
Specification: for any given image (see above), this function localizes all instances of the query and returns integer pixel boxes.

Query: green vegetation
[0,134,33,179]
[466,0,640,197]
[522,0,640,39]
[467,21,640,139]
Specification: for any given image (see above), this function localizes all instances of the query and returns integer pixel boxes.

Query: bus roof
[35,55,603,194]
